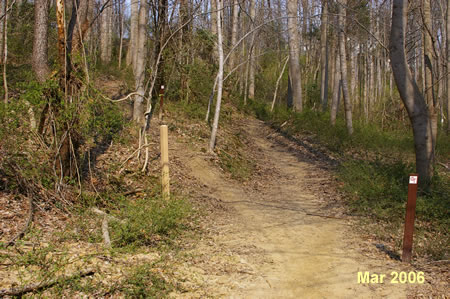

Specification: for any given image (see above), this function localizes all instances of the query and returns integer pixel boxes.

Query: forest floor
[0,79,448,297]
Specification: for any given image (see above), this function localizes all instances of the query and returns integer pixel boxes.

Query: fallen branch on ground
[0,268,95,296]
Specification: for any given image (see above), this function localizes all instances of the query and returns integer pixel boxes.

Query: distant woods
[0,0,449,184]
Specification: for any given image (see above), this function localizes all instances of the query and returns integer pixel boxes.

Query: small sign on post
[159,85,165,121]
[402,174,418,263]
[160,125,170,200]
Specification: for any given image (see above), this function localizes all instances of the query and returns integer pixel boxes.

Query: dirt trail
[178,119,407,298]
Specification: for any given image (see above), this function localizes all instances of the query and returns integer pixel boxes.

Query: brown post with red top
[402,174,418,263]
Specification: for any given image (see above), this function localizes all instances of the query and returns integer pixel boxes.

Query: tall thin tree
[286,0,302,112]
[390,0,434,184]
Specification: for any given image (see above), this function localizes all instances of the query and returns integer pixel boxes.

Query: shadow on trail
[264,123,339,170]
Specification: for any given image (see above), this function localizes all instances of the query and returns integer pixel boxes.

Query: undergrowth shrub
[119,263,175,298]
[111,196,192,249]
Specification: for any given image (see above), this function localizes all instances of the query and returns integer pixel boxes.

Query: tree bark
[0,0,4,60]
[447,0,450,133]
[32,0,50,82]
[132,0,148,125]
[126,0,139,68]
[100,0,112,63]
[338,0,352,134]
[2,0,8,104]
[228,0,239,70]
[248,0,256,101]
[320,0,328,111]
[210,0,218,61]
[209,0,224,152]
[331,47,341,126]
[422,0,437,157]
[286,0,302,112]
[390,0,433,184]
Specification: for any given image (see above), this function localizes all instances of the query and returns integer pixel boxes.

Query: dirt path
[176,118,407,298]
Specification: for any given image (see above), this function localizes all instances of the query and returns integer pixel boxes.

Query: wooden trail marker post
[159,85,165,121]
[402,174,418,263]
[160,125,170,200]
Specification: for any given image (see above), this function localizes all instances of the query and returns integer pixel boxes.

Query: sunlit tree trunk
[132,0,148,124]
[100,0,112,63]
[286,0,302,112]
[338,0,352,134]
[126,0,139,68]
[390,0,433,184]
[210,0,218,60]
[228,0,239,70]
[248,0,256,101]
[32,0,53,131]
[331,47,340,126]
[209,0,224,152]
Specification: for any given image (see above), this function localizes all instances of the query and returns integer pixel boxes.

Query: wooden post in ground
[402,174,418,262]
[159,85,165,120]
[160,125,170,200]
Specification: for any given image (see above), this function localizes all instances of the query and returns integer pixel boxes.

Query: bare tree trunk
[126,0,139,68]
[390,0,433,184]
[286,0,302,112]
[132,0,148,124]
[228,0,239,69]
[2,0,8,104]
[338,0,353,134]
[320,0,328,111]
[100,0,111,63]
[447,0,450,133]
[32,0,50,82]
[209,0,224,152]
[248,0,256,101]
[331,48,341,126]
[271,56,289,111]
[118,0,124,68]
[422,0,437,158]
[0,0,4,60]
[210,0,218,60]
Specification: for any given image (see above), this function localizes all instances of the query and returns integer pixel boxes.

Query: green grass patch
[110,196,192,250]
[118,263,175,298]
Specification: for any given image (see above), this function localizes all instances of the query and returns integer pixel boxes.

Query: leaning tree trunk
[390,0,434,185]
[286,0,302,112]
[320,0,328,111]
[209,0,224,152]
[338,0,353,134]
